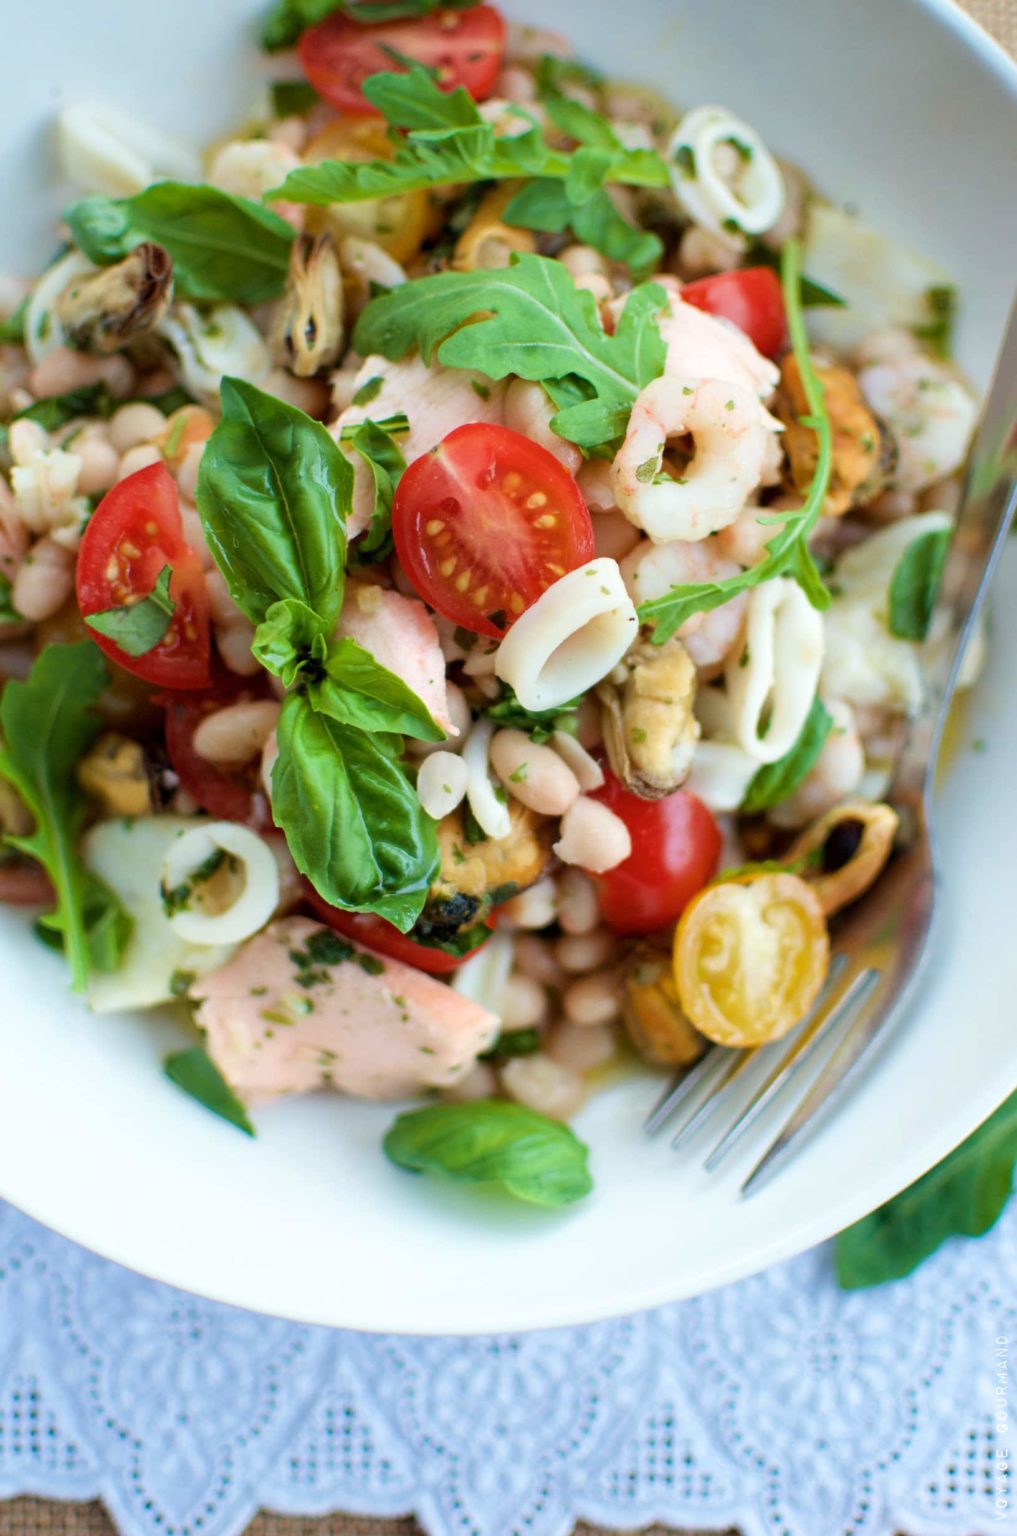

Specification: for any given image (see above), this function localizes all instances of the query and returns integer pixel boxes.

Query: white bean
[261,730,279,805]
[442,1061,499,1103]
[204,567,244,627]
[556,867,601,935]
[500,1052,585,1121]
[75,433,120,496]
[554,796,631,874]
[116,442,163,481]
[563,969,621,1027]
[408,682,472,759]
[216,617,260,676]
[555,928,615,975]
[500,972,548,1030]
[29,346,134,400]
[416,750,469,821]
[546,1019,616,1073]
[109,402,166,455]
[12,537,74,621]
[490,728,580,816]
[499,876,557,931]
[180,507,213,569]
[192,700,282,766]
[175,441,205,502]
[512,932,566,988]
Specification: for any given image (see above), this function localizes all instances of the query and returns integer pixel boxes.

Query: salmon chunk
[191,916,498,1103]
[338,580,455,736]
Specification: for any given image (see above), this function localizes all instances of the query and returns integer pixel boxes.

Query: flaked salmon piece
[332,353,507,538]
[337,580,455,736]
[192,916,499,1103]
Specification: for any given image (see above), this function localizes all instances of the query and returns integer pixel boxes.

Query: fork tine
[739,967,886,1197]
[701,956,862,1173]
[669,1049,751,1151]
[644,1045,734,1136]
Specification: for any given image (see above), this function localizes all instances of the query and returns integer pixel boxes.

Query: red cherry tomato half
[681,267,787,359]
[304,884,488,974]
[298,5,506,115]
[76,462,211,690]
[162,685,273,830]
[393,422,595,639]
[592,771,722,935]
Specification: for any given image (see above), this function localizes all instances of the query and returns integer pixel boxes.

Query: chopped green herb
[887,527,951,641]
[351,374,385,407]
[169,968,197,998]
[479,1028,541,1064]
[508,762,529,784]
[357,951,386,975]
[270,79,321,117]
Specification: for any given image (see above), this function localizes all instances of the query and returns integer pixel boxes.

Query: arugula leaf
[345,418,406,560]
[504,178,663,275]
[355,252,667,449]
[164,1048,256,1136]
[483,683,580,744]
[272,693,439,930]
[251,597,329,687]
[836,1090,1017,1288]
[261,0,478,50]
[534,54,605,101]
[196,377,351,628]
[269,66,669,208]
[887,527,951,641]
[0,571,21,625]
[307,635,443,740]
[35,870,134,972]
[740,697,834,815]
[85,565,176,657]
[383,1099,593,1207]
[270,79,321,116]
[0,642,109,990]
[0,298,27,345]
[65,183,295,305]
[638,239,833,643]
[15,383,114,431]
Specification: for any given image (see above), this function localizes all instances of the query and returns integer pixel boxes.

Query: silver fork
[646,300,1017,1194]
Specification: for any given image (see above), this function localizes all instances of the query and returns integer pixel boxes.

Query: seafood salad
[0,0,980,1208]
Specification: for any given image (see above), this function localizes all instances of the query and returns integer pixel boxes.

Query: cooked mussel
[417,800,555,943]
[273,231,344,378]
[622,945,708,1068]
[786,799,899,916]
[597,636,699,799]
[55,242,174,353]
[776,354,893,516]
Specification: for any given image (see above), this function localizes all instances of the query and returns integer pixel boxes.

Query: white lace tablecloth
[0,1198,1012,1536]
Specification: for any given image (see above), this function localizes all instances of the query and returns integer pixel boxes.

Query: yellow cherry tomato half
[673,871,830,1048]
[302,118,435,264]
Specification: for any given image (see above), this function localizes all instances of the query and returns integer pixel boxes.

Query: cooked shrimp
[208,140,303,229]
[621,536,749,675]
[503,378,582,474]
[660,293,780,401]
[612,375,774,542]
[856,329,977,494]
[715,502,776,567]
[769,699,865,829]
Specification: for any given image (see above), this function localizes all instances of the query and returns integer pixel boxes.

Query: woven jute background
[2,0,1014,1533]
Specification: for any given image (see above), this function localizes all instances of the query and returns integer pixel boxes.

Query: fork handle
[894,298,1017,809]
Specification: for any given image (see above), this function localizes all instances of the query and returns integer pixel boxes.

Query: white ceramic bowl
[0,0,1015,1335]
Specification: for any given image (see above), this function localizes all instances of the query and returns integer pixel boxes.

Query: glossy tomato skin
[304,885,488,974]
[393,422,595,638]
[592,772,722,935]
[681,267,787,359]
[162,684,273,830]
[76,462,211,690]
[298,5,505,115]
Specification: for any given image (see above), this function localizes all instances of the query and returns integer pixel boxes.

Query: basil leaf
[66,183,295,305]
[85,564,176,657]
[261,0,478,51]
[383,1100,593,1207]
[251,597,329,687]
[272,693,439,930]
[15,383,114,431]
[355,254,667,450]
[196,377,351,628]
[164,1047,256,1136]
[887,527,951,641]
[0,641,109,990]
[638,240,833,642]
[740,697,834,815]
[270,79,321,116]
[345,418,406,561]
[308,636,443,740]
[836,1090,1017,1288]
[0,298,27,344]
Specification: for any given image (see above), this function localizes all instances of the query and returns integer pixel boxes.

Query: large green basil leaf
[836,1090,1017,1288]
[196,378,351,628]
[308,636,443,741]
[271,694,439,930]
[65,183,295,305]
[383,1100,594,1207]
